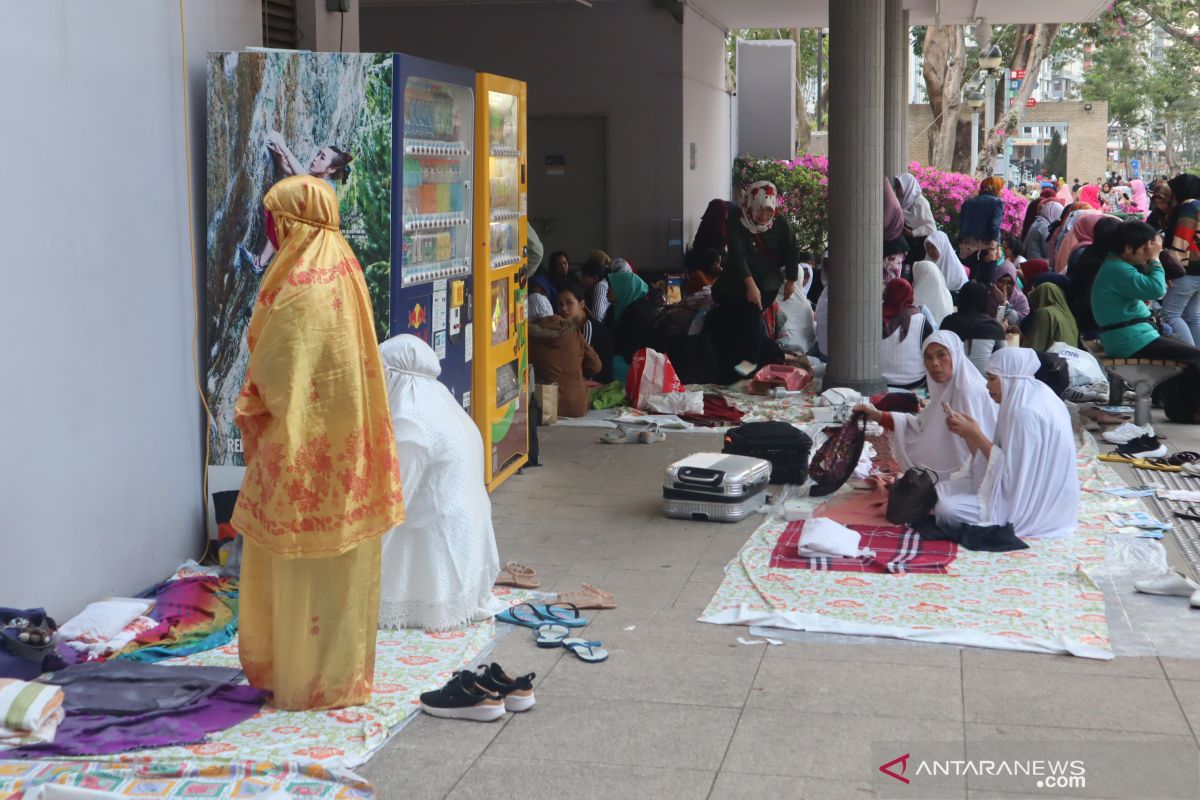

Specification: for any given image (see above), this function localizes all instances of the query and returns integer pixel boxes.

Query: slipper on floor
[561,638,609,663]
[1099,452,1142,464]
[1082,407,1132,425]
[529,603,589,627]
[1167,452,1200,466]
[534,624,570,647]
[555,584,617,610]
[495,561,539,589]
[496,603,548,629]
[1183,462,1200,478]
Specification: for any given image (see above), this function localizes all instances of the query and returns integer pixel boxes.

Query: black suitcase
[722,421,812,485]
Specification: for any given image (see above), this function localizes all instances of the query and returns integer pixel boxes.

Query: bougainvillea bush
[732,155,1028,253]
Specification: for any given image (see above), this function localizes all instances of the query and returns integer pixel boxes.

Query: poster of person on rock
[205,51,392,467]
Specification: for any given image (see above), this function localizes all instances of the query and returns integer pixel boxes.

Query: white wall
[361,1,683,271]
[0,0,260,618]
[682,5,732,246]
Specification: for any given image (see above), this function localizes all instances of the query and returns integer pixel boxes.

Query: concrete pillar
[883,0,907,177]
[825,0,886,394]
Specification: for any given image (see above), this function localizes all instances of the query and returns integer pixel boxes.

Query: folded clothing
[58,599,154,652]
[910,517,1029,553]
[0,678,64,745]
[797,517,876,559]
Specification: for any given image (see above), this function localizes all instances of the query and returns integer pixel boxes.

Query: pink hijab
[1053,212,1107,273]
[1055,182,1073,206]
[1129,179,1150,215]
[1078,185,1103,210]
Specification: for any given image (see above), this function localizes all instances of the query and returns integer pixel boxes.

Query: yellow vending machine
[473,74,529,490]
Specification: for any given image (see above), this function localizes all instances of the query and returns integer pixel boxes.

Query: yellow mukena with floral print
[232,175,404,710]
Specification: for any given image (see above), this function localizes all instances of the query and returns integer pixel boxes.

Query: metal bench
[1081,338,1185,427]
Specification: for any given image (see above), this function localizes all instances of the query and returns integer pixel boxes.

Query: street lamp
[980,45,1003,72]
[967,89,985,175]
[978,45,1004,179]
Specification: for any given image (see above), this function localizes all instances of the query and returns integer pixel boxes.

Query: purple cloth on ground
[1,684,264,757]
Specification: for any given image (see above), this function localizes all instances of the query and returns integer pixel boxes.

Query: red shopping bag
[626,348,685,410]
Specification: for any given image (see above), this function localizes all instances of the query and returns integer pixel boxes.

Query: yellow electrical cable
[178,0,215,561]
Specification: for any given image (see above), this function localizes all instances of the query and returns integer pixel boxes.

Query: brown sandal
[495,561,540,589]
[1082,407,1132,425]
[554,583,617,610]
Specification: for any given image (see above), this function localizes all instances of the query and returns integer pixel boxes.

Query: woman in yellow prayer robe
[231,175,405,710]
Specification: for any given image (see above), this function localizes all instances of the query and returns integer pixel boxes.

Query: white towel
[797,517,876,559]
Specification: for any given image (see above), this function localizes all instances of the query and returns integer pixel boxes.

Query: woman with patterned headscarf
[233,175,405,710]
[714,181,799,311]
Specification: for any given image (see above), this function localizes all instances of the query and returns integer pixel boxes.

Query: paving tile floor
[360,425,1200,800]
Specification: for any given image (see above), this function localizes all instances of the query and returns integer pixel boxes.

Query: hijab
[739,181,778,234]
[979,348,1078,539]
[1021,189,1058,239]
[882,278,919,339]
[883,177,906,242]
[1055,181,1074,206]
[940,280,1005,343]
[1129,179,1149,215]
[980,176,1005,196]
[529,292,555,320]
[1022,283,1079,352]
[1078,184,1102,210]
[607,271,649,322]
[988,260,1030,319]
[924,230,968,291]
[1053,211,1105,273]
[1022,258,1051,284]
[1039,201,1064,223]
[694,198,731,251]
[890,330,998,477]
[896,173,937,235]
[912,259,954,325]
[896,173,923,211]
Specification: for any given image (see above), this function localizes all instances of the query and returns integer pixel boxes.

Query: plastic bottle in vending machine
[436,183,451,214]
[449,181,463,213]
[433,90,453,141]
[421,234,437,263]
[436,231,452,262]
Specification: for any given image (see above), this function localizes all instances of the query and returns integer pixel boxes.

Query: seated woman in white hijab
[778,263,817,354]
[854,331,997,480]
[912,258,954,326]
[895,173,937,238]
[935,348,1079,540]
[378,335,506,630]
[924,230,969,292]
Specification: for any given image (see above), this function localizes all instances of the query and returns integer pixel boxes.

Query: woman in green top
[1091,221,1200,423]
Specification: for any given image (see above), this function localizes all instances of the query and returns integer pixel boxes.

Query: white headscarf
[924,230,968,291]
[529,293,555,320]
[978,348,1078,540]
[1039,200,1064,223]
[911,260,954,325]
[377,335,504,630]
[739,180,778,234]
[896,173,937,238]
[891,330,997,477]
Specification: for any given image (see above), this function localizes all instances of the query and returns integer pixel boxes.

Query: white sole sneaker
[503,692,536,712]
[420,701,506,722]
[1123,445,1168,459]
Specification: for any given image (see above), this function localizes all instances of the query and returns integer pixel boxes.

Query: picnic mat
[700,438,1144,660]
[771,522,958,574]
[0,759,373,798]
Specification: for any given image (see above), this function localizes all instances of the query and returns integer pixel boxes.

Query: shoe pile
[419,663,536,722]
[1134,572,1200,609]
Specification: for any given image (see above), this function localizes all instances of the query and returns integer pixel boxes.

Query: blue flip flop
[496,603,546,629]
[497,602,588,630]
[561,638,609,663]
[534,624,570,647]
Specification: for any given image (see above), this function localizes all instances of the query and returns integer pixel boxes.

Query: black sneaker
[1115,435,1167,459]
[474,663,536,712]
[419,670,506,722]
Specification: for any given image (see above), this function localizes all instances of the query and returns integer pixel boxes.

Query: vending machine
[393,55,477,410]
[473,73,529,490]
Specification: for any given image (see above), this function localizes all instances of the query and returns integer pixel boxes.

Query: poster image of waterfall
[205,51,392,467]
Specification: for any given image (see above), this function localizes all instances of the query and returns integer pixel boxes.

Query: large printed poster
[205,51,392,466]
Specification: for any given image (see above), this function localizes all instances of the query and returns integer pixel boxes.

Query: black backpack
[723,421,812,485]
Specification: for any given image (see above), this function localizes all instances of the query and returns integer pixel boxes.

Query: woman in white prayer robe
[935,347,1079,539]
[378,335,506,630]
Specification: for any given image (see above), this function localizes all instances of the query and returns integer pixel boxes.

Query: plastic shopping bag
[1047,342,1106,386]
[626,348,685,410]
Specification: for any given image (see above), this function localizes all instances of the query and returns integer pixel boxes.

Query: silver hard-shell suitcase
[662,453,771,522]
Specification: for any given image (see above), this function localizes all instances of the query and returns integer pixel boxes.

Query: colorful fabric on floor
[679,394,746,427]
[771,522,958,574]
[701,438,1121,660]
[0,759,374,798]
[118,577,238,663]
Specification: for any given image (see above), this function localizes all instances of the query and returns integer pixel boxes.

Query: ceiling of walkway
[361,0,1111,28]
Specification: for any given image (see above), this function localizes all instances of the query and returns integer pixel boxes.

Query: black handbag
[0,607,59,681]
[886,467,939,525]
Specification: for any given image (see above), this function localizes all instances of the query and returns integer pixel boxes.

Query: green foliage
[341,54,393,340]
[1045,129,1067,178]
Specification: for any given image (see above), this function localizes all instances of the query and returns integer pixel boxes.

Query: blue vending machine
[392,55,477,412]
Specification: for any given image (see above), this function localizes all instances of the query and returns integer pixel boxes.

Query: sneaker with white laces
[1102,422,1155,444]
[1114,435,1168,459]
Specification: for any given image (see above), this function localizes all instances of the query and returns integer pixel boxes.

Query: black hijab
[940,280,1005,342]
[1065,216,1121,334]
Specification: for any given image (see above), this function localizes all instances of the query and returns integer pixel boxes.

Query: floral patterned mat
[0,587,530,797]
[700,440,1142,660]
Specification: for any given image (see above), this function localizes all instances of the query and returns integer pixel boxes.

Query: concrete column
[883,0,906,177]
[825,0,886,394]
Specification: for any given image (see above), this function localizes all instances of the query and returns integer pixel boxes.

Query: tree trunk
[923,25,966,170]
[976,24,1060,178]
[791,29,812,152]
[1165,120,1179,174]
